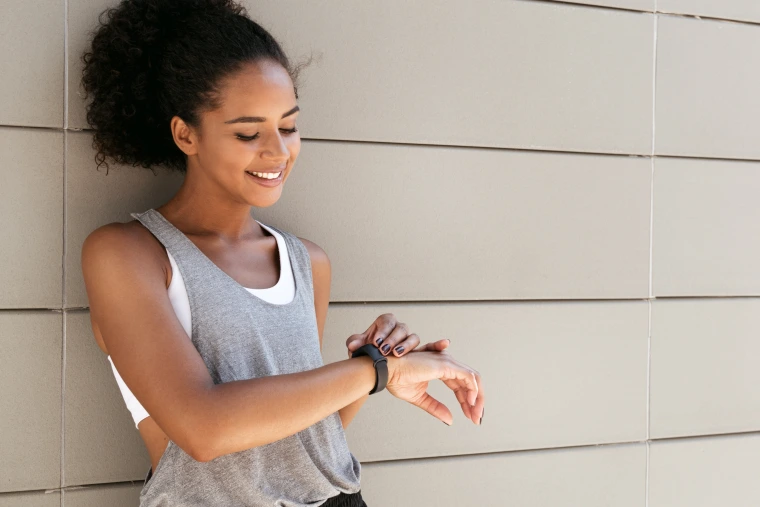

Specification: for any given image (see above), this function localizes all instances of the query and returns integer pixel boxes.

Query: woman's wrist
[384,354,399,385]
[351,355,378,393]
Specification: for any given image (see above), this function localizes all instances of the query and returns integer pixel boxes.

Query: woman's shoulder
[83,219,162,258]
[295,236,329,265]
[81,219,171,287]
[292,236,331,291]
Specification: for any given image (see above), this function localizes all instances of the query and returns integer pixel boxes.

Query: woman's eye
[235,127,298,142]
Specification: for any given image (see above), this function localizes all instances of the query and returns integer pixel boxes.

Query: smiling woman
[78,1,483,506]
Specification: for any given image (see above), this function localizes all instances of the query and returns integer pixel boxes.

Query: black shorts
[321,490,367,507]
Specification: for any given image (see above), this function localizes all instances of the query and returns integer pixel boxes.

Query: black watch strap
[351,343,388,394]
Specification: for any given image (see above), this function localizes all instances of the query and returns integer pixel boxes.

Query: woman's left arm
[302,238,368,428]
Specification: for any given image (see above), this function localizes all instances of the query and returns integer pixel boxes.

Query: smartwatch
[351,343,388,394]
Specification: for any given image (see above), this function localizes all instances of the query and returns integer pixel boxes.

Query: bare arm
[82,224,377,463]
[301,237,369,429]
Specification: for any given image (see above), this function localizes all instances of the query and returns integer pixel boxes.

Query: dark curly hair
[81,0,307,174]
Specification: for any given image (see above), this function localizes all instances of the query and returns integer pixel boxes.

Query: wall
[1,0,759,505]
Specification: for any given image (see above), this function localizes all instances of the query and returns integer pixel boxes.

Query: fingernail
[442,420,451,426]
[382,344,391,354]
[394,346,404,355]
[376,337,384,346]
[480,407,484,425]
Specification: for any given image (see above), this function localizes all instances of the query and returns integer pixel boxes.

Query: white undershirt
[106,221,295,429]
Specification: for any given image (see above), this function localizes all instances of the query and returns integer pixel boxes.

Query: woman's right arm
[82,223,378,463]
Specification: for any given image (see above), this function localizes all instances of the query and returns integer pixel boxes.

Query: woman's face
[189,59,301,208]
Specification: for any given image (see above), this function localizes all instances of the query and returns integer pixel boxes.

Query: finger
[391,333,420,357]
[369,315,397,349]
[363,313,395,336]
[411,391,454,426]
[442,377,475,422]
[453,367,483,424]
[416,339,450,352]
[434,338,451,351]
[443,363,479,407]
[470,370,484,425]
[345,332,369,353]
[375,322,410,356]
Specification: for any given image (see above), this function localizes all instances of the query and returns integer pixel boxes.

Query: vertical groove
[61,0,68,499]
[647,300,652,440]
[651,13,658,158]
[645,441,651,507]
[60,133,68,501]
[649,13,658,300]
[60,131,68,506]
[63,0,69,130]
[646,10,657,507]
[60,311,67,503]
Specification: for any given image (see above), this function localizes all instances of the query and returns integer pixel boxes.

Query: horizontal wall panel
[650,299,760,439]
[0,312,62,492]
[555,0,654,11]
[64,131,184,308]
[255,142,651,301]
[244,0,654,154]
[656,15,760,159]
[0,128,63,309]
[649,434,760,507]
[63,483,141,507]
[0,0,63,127]
[659,1,760,23]
[652,158,760,297]
[361,444,646,507]
[63,311,151,487]
[0,491,60,507]
[322,301,648,461]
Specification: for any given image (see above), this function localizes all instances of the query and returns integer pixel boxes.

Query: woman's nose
[261,130,289,161]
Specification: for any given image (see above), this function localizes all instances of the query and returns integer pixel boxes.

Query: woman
[80,1,485,505]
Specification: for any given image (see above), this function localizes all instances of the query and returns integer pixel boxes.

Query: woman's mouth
[245,170,284,187]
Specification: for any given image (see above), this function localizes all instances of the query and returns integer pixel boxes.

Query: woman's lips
[245,170,284,187]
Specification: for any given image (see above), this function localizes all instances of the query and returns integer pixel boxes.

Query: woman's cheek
[287,138,301,163]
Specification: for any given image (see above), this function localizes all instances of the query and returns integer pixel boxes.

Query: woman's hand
[346,313,450,359]
[384,350,484,426]
[346,313,483,426]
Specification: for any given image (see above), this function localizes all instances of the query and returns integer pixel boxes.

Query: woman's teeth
[247,171,282,179]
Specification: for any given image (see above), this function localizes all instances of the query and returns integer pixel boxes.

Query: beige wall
[2,0,759,505]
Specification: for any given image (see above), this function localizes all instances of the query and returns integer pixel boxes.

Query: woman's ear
[170,115,199,157]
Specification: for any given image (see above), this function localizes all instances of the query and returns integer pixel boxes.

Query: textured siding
[1,0,758,504]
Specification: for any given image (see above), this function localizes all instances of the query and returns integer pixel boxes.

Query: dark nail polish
[382,343,390,354]
[394,346,404,354]
[376,337,384,346]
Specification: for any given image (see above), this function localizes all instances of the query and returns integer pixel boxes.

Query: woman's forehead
[214,61,296,115]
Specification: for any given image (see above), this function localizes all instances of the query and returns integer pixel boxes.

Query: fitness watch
[351,343,388,394]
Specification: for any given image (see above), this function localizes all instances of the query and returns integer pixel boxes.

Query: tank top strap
[129,209,236,300]
[129,208,198,260]
[260,223,315,302]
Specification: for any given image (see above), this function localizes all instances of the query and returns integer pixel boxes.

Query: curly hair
[81,0,307,174]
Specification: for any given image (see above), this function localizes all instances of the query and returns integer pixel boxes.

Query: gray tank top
[131,208,362,507]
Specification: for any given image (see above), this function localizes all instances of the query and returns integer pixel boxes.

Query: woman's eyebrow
[224,105,300,124]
